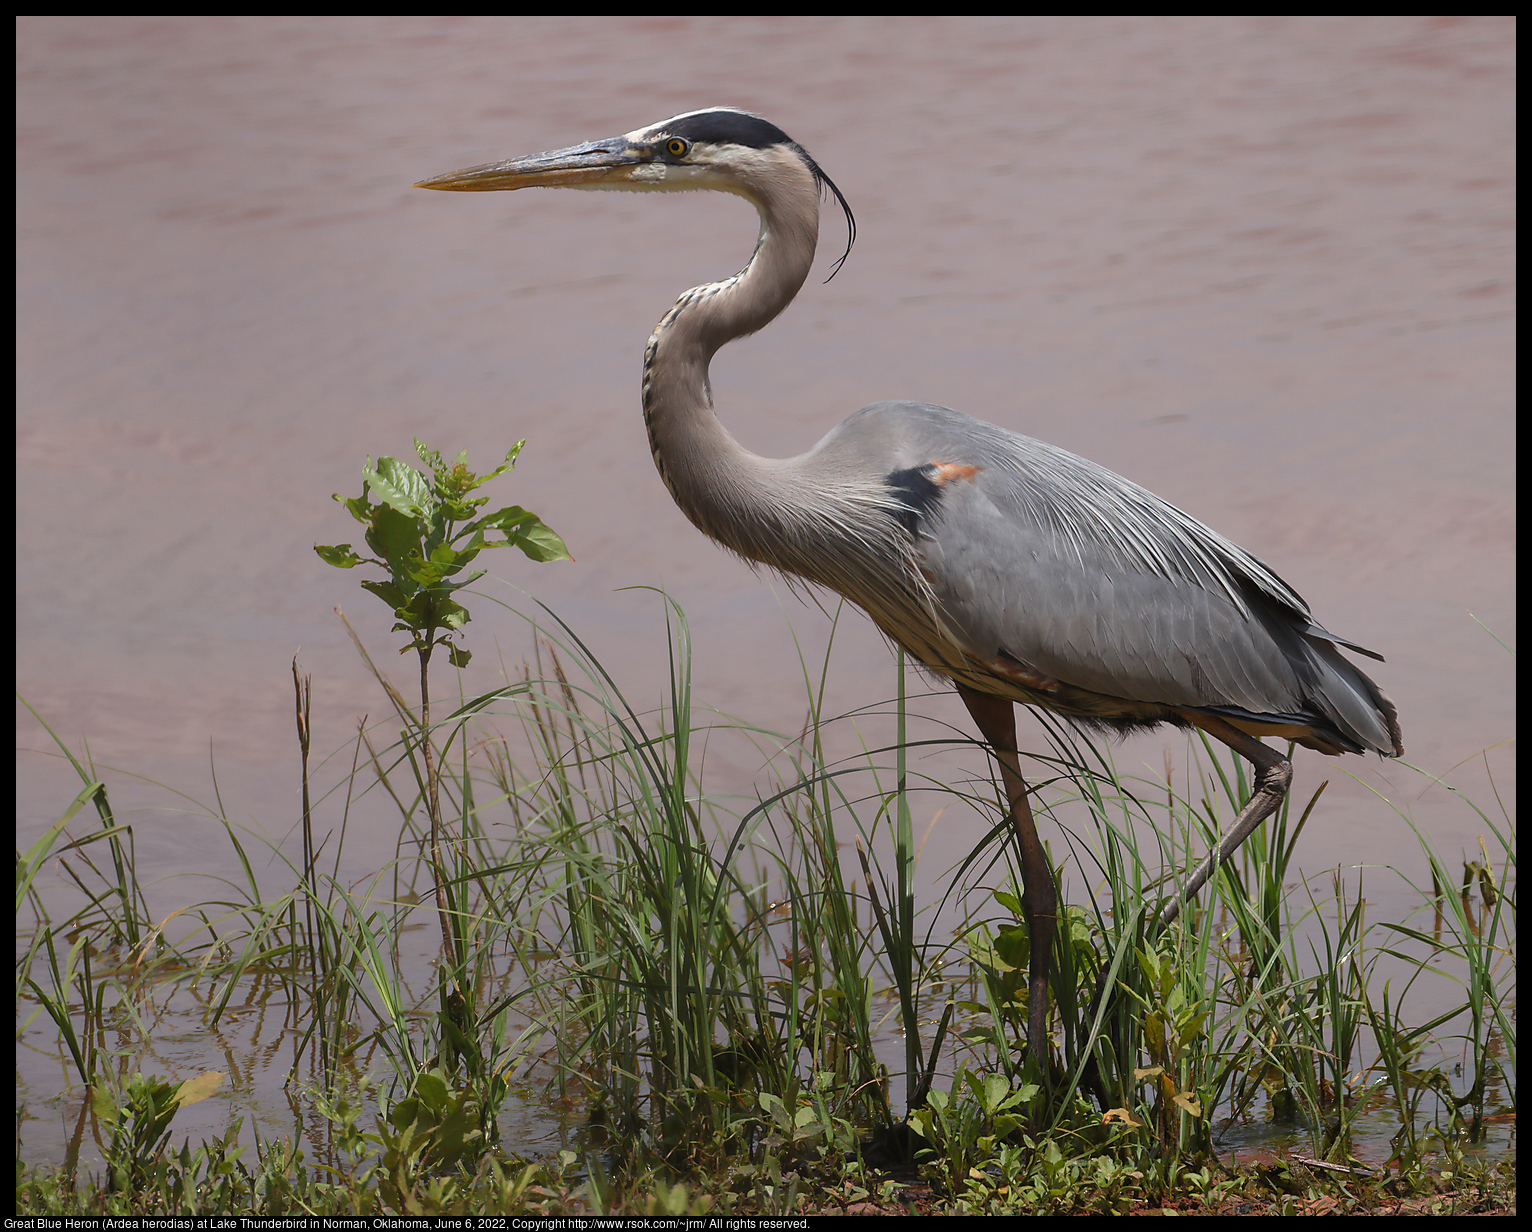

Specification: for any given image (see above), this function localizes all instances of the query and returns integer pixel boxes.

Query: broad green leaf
[430,540,482,571]
[360,579,412,611]
[314,543,365,568]
[462,507,571,562]
[512,520,573,562]
[336,493,375,523]
[365,456,433,516]
[473,504,534,531]
[413,1069,451,1114]
[396,592,469,633]
[91,1081,120,1128]
[366,504,428,576]
[434,599,470,630]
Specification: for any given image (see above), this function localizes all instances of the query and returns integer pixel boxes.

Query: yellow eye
[665,138,688,158]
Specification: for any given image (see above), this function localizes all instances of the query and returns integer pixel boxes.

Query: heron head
[416,107,855,276]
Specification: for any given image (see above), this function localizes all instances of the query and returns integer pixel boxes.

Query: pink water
[17,14,1514,1163]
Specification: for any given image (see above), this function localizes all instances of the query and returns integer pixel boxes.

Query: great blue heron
[417,107,1403,1066]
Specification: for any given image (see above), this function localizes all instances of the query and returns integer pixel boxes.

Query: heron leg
[1160,710,1293,928]
[959,687,1055,1066]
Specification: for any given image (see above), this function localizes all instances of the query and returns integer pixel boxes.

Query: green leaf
[439,496,486,523]
[335,493,375,523]
[471,504,535,532]
[511,519,573,562]
[91,1081,121,1129]
[413,1069,451,1116]
[418,541,484,581]
[434,599,470,631]
[360,579,413,612]
[413,439,447,474]
[463,439,525,488]
[365,456,434,517]
[314,543,365,568]
[395,592,469,634]
[458,506,571,562]
[993,890,1024,916]
[366,504,428,577]
[492,439,525,473]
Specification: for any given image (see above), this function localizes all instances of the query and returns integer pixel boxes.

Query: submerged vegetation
[16,444,1515,1215]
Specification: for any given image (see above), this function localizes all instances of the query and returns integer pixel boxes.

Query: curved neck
[640,166,820,558]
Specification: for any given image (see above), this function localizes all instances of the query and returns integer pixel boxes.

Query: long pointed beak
[415,136,643,192]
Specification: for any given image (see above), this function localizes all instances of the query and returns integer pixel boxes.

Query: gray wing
[813,401,1398,755]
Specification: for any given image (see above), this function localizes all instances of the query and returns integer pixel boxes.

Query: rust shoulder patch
[931,462,981,485]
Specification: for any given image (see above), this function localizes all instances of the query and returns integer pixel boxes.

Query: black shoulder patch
[661,110,794,150]
[884,465,943,536]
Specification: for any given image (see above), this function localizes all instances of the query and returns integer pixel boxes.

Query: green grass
[15,596,1515,1214]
